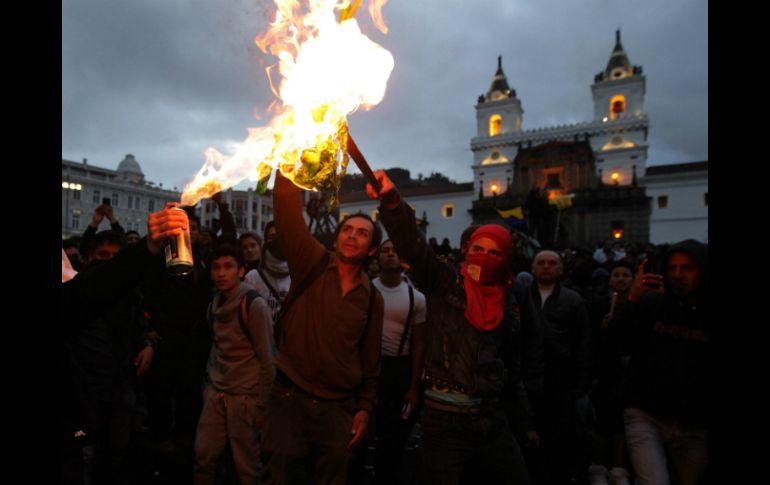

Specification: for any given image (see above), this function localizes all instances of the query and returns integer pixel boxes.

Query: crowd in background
[62,187,708,485]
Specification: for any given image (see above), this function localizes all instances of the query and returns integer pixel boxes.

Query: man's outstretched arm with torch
[260,170,384,482]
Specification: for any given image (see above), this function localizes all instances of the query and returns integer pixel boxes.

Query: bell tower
[471,56,522,197]
[590,29,648,185]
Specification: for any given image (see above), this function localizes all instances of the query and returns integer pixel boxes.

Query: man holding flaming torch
[260,170,384,485]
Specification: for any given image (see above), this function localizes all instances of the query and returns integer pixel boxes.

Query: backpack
[207,289,261,345]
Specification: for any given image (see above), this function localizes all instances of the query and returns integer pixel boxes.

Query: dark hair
[611,260,635,275]
[264,220,277,239]
[460,224,482,250]
[238,231,263,247]
[334,213,382,251]
[181,207,200,228]
[94,230,124,248]
[211,243,245,268]
[377,238,397,259]
[124,230,140,240]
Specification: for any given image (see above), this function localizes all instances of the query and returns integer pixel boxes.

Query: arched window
[609,95,626,120]
[489,114,502,136]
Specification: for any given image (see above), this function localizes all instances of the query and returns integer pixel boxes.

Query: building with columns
[61,155,180,239]
[197,188,275,236]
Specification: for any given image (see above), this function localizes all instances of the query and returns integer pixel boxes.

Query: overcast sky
[62,0,707,192]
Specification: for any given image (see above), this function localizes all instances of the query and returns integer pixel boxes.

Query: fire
[180,0,394,207]
[180,179,223,209]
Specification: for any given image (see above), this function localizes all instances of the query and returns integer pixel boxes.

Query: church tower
[470,56,522,197]
[590,29,649,185]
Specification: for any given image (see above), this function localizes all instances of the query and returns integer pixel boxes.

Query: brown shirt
[273,172,383,413]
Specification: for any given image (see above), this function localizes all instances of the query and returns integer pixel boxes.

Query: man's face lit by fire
[211,256,245,295]
[468,237,505,262]
[336,217,376,265]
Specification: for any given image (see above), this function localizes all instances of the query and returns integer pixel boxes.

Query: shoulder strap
[274,251,331,347]
[357,275,378,349]
[238,289,261,345]
[397,282,415,356]
[256,268,281,301]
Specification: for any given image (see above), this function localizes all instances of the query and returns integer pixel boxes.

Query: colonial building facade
[643,161,708,244]
[61,155,180,238]
[471,139,650,247]
[340,183,475,248]
[472,31,649,198]
[197,188,275,236]
[339,30,707,248]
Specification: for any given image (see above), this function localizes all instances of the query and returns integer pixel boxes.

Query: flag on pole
[497,207,527,228]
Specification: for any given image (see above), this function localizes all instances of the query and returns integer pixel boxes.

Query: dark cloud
[63,0,707,190]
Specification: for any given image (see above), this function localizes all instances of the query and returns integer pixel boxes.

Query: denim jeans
[624,407,708,485]
[421,406,530,485]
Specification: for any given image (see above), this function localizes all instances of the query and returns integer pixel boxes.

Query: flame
[180,0,394,207]
[368,0,389,34]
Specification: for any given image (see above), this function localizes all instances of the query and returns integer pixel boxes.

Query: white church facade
[342,30,707,247]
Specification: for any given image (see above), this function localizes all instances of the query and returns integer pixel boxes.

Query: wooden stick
[347,133,381,194]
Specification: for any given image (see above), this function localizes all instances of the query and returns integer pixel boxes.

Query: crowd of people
[62,171,708,485]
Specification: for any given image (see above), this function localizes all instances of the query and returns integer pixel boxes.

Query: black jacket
[379,201,540,431]
[62,240,162,440]
[528,280,592,397]
[612,239,709,426]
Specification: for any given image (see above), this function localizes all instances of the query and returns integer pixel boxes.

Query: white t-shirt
[372,277,427,357]
[244,268,291,323]
[539,286,554,309]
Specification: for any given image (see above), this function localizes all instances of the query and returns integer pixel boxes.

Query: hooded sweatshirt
[207,283,275,410]
[612,239,709,426]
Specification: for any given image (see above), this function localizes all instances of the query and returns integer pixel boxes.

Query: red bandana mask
[461,253,509,331]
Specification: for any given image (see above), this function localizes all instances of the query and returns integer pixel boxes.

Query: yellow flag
[497,207,524,219]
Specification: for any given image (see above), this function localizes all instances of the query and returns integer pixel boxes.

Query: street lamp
[62,180,82,237]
